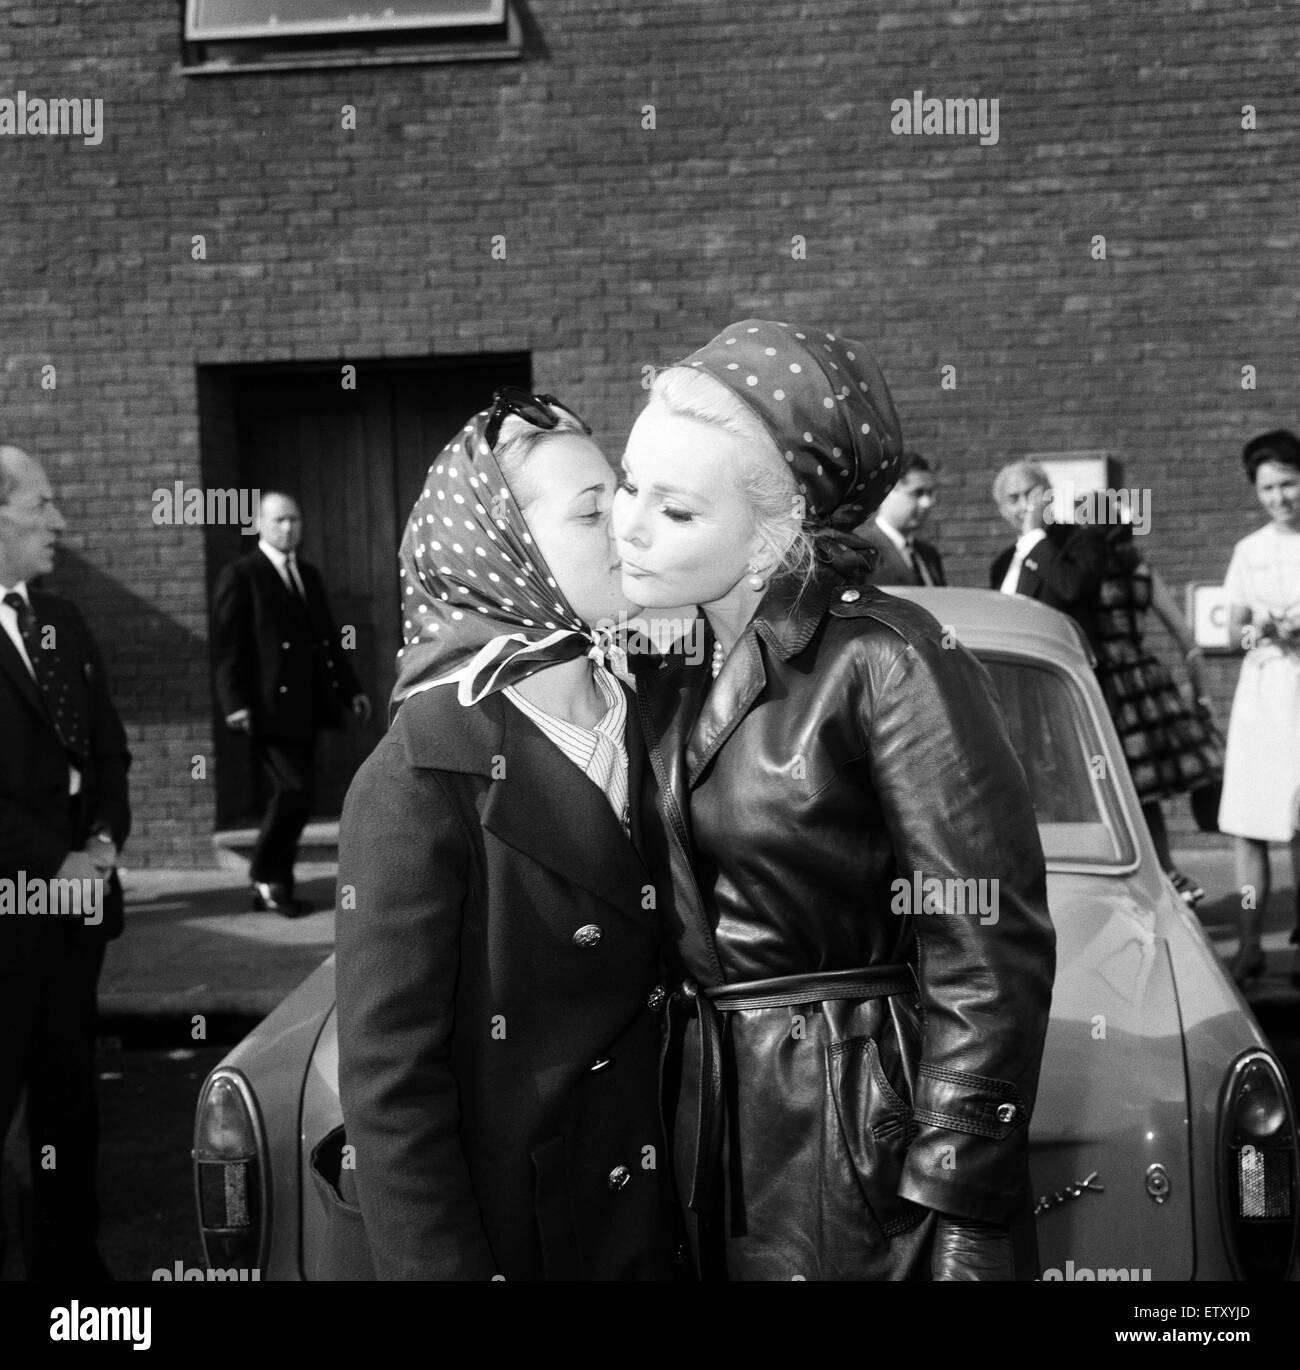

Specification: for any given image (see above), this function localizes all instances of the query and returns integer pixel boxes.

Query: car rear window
[979,655,1135,866]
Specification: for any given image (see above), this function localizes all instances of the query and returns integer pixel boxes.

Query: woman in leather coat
[614,320,1056,1280]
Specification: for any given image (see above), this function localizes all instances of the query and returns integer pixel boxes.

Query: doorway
[199,354,531,826]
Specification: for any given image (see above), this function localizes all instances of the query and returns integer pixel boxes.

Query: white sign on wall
[1187,583,1233,651]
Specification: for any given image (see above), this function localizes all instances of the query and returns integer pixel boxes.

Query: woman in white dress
[1218,429,1300,988]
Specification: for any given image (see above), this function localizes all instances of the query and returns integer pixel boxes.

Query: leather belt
[673,964,916,1218]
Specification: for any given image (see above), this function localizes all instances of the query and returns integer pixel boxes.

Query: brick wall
[2,0,1296,862]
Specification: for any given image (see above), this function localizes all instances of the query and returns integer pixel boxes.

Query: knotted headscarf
[392,410,620,711]
[678,320,904,572]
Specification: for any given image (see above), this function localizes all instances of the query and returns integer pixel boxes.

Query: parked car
[194,587,1299,1281]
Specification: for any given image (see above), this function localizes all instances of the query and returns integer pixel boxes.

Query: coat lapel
[879,530,914,585]
[481,702,651,918]
[685,575,834,788]
[254,547,311,623]
[632,648,725,985]
[685,629,767,787]
[0,616,50,725]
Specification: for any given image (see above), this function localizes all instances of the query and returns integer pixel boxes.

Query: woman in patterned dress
[1092,518,1220,907]
[1218,429,1300,989]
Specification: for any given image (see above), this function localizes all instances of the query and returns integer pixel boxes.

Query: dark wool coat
[212,547,362,740]
[0,589,130,967]
[331,684,682,1280]
[990,522,1107,654]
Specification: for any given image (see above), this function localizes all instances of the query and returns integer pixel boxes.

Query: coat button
[281,641,291,650]
[607,1165,631,1191]
[646,985,667,1012]
[278,685,288,694]
[839,587,861,603]
[572,924,602,948]
[996,1103,1018,1124]
[589,1057,613,1074]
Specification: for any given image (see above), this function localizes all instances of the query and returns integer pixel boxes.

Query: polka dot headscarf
[680,319,904,531]
[391,409,603,711]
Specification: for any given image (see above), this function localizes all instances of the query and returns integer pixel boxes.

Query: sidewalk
[97,845,1296,1026]
[1173,846,1299,1006]
[100,862,338,1021]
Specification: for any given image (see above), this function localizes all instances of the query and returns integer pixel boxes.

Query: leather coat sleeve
[863,630,1055,1223]
[335,749,497,1279]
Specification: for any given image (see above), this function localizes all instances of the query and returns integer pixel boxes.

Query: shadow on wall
[41,549,210,729]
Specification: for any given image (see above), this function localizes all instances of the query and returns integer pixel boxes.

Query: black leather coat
[634,571,1056,1280]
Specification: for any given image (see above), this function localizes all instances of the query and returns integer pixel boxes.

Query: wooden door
[217,356,529,822]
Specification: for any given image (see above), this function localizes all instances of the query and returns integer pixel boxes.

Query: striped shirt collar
[503,664,629,830]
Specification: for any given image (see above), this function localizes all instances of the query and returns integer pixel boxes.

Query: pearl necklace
[711,640,726,679]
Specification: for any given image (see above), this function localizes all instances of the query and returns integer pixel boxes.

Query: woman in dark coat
[613,321,1056,1281]
[332,391,681,1280]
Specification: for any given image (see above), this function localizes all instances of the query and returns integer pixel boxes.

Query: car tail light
[1217,1050,1299,1280]
[193,1067,268,1273]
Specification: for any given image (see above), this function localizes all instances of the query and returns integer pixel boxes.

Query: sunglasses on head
[483,387,592,453]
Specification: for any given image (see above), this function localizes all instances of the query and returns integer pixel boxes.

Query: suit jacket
[990,523,1106,653]
[212,548,362,741]
[331,684,681,1280]
[856,519,947,586]
[0,589,131,968]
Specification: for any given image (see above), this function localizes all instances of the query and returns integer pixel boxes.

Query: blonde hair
[648,367,815,590]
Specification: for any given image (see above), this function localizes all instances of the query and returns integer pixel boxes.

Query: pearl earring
[745,563,766,592]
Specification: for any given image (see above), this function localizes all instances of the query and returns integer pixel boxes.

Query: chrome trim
[1215,1048,1300,1280]
[192,1065,271,1274]
[1033,1169,1104,1217]
[976,649,1141,875]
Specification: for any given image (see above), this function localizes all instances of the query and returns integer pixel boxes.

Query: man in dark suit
[0,445,130,1280]
[854,450,947,586]
[989,460,1106,653]
[213,491,369,916]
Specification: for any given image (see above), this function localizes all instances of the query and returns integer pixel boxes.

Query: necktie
[4,591,89,761]
[284,554,307,602]
[905,541,929,586]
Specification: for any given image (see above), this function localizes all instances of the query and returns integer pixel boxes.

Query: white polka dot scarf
[392,410,606,712]
[681,319,904,532]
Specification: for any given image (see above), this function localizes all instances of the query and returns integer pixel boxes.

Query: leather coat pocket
[826,1035,926,1242]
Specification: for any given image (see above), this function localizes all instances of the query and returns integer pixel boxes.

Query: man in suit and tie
[0,445,131,1280]
[854,450,947,586]
[989,459,1106,653]
[213,491,370,916]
